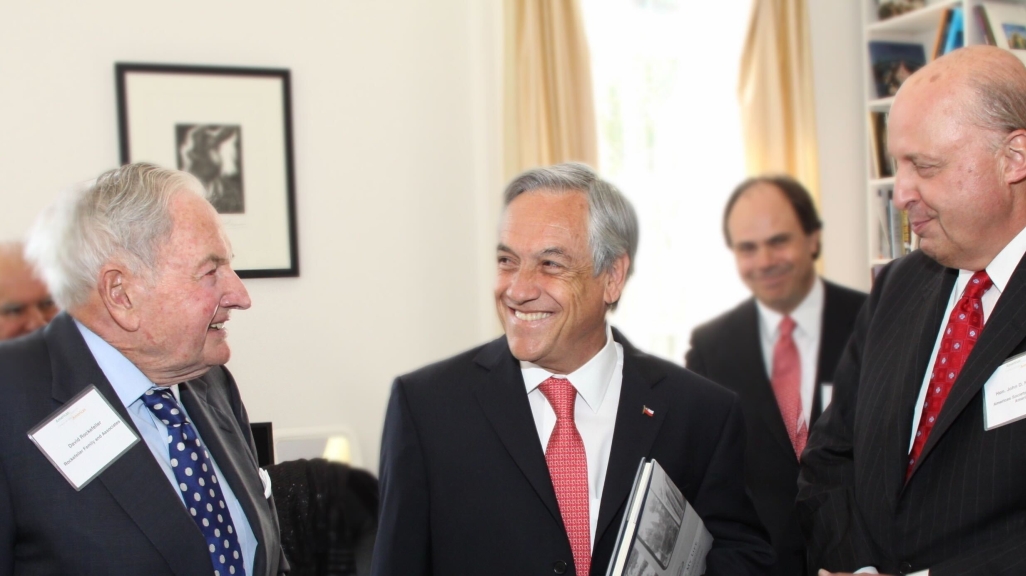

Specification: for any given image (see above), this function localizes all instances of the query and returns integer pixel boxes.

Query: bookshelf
[860,0,1026,278]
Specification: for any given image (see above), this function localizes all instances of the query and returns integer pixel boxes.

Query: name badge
[983,353,1026,431]
[27,385,139,490]
[820,383,834,413]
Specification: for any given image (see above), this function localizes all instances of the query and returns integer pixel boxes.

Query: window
[583,0,753,361]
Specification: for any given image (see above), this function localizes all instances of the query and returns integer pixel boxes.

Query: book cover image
[608,459,711,576]
[869,41,927,98]
[1003,23,1026,49]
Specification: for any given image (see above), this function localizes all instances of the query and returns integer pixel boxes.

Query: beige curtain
[504,0,598,179]
[738,0,820,200]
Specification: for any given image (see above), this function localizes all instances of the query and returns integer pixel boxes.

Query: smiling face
[127,192,251,384]
[495,189,627,374]
[888,80,1020,270]
[726,183,819,314]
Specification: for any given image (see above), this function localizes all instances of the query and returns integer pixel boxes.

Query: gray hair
[962,49,1026,142]
[26,163,206,310]
[503,162,638,280]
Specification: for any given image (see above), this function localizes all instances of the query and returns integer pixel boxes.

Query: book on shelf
[931,7,964,60]
[875,188,893,260]
[976,2,1026,54]
[875,187,913,260]
[943,7,965,55]
[869,111,894,179]
[876,0,926,22]
[606,458,712,576]
[932,8,955,60]
[868,41,927,98]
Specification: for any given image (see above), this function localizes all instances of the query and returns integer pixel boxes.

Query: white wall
[0,0,504,473]
[808,0,871,292]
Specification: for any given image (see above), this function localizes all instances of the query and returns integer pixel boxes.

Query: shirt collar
[520,324,617,411]
[756,277,823,339]
[962,223,1026,296]
[74,319,172,407]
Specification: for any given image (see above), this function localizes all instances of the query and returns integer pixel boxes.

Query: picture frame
[116,63,299,278]
[978,2,1026,56]
[868,41,927,98]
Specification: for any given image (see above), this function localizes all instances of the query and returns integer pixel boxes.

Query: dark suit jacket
[0,313,288,575]
[371,329,774,576]
[797,251,1026,575]
[686,280,866,576]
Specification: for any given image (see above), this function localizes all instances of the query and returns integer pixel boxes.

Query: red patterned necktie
[772,315,807,459]
[907,270,992,480]
[539,377,590,576]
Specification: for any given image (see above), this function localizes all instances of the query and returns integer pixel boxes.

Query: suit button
[899,561,913,574]
[553,560,567,574]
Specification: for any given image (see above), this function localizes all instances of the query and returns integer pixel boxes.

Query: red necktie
[907,270,992,480]
[539,377,591,576]
[772,315,807,459]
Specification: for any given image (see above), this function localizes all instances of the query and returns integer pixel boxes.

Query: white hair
[26,163,206,310]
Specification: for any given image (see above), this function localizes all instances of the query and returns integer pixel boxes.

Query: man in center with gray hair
[372,163,773,576]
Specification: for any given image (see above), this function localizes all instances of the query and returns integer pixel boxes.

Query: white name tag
[983,353,1026,431]
[27,386,140,490]
[820,383,834,413]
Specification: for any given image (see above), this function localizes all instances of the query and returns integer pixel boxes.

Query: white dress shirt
[909,224,1026,451]
[756,278,825,427]
[75,320,257,576]
[522,324,623,549]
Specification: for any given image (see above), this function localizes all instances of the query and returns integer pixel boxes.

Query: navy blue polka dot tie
[141,388,247,576]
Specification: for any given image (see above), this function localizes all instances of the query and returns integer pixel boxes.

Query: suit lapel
[45,314,210,575]
[815,282,845,423]
[914,254,1026,475]
[181,375,270,576]
[473,337,563,526]
[594,331,667,546]
[887,263,955,492]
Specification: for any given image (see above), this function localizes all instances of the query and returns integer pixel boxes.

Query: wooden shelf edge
[866,0,961,34]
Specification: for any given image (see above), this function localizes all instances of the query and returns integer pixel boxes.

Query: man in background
[799,46,1026,575]
[373,162,774,575]
[0,241,58,340]
[0,163,288,575]
[686,176,866,576]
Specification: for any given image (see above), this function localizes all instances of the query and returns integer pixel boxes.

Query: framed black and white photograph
[116,63,298,278]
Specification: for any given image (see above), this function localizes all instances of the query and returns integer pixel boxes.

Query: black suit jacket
[686,280,866,576]
[0,313,288,575]
[371,329,774,576]
[797,252,1026,575]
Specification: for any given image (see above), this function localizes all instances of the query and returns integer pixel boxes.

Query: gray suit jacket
[0,313,288,575]
[798,252,1026,575]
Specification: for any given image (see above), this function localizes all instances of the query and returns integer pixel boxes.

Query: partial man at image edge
[0,163,288,575]
[685,175,866,576]
[372,162,774,576]
[798,45,1026,576]
[0,241,59,340]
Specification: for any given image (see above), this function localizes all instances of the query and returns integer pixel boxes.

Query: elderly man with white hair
[0,163,288,576]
